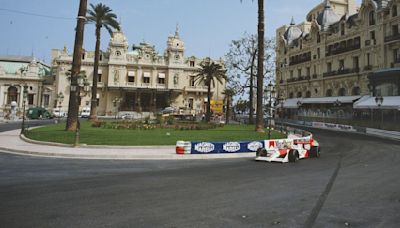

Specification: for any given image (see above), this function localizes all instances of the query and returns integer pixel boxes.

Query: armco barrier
[175,127,314,155]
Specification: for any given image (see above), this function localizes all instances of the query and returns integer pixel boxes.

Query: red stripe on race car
[269,141,276,148]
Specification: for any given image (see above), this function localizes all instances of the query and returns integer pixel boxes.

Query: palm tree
[222,88,236,124]
[195,59,227,122]
[86,3,120,121]
[255,0,265,132]
[241,0,265,132]
[66,0,87,131]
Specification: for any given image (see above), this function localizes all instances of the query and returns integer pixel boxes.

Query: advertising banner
[191,140,265,154]
[210,100,223,114]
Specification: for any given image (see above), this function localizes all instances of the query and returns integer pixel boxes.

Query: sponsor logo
[223,142,241,152]
[194,142,215,153]
[247,141,263,151]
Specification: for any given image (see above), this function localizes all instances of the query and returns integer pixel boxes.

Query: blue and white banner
[191,140,265,154]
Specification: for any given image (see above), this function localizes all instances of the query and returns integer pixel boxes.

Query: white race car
[255,136,320,163]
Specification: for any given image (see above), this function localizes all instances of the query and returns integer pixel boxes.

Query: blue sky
[0,0,362,64]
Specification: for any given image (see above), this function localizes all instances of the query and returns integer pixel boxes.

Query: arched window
[352,86,361,95]
[369,11,375,25]
[393,5,398,17]
[338,88,346,96]
[7,86,18,104]
[326,89,333,97]
[305,91,311,98]
[297,91,302,98]
[289,92,294,98]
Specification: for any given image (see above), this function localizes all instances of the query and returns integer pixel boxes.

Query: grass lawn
[26,121,286,146]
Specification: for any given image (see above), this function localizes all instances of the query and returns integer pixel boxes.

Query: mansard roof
[316,0,341,32]
[283,18,303,46]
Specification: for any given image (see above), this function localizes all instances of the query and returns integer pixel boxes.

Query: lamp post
[20,85,28,135]
[265,82,276,139]
[375,95,384,129]
[333,99,341,124]
[71,72,90,147]
[297,100,302,121]
[56,92,64,123]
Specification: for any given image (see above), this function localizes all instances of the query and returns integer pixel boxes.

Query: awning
[283,98,302,108]
[128,71,135,76]
[353,96,400,110]
[158,73,165,78]
[143,72,150,77]
[301,96,361,104]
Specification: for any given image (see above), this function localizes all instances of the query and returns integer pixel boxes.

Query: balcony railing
[323,68,359,78]
[326,37,361,57]
[364,65,373,71]
[384,33,400,43]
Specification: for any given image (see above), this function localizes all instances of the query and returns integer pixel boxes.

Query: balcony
[289,52,312,66]
[326,37,361,57]
[312,74,318,79]
[184,86,209,92]
[365,39,376,46]
[323,68,359,78]
[384,33,400,43]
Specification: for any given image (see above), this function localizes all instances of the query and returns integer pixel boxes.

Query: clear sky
[0,0,362,64]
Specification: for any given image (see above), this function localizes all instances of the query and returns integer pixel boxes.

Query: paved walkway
[0,129,254,160]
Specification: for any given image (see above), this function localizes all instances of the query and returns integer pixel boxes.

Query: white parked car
[53,108,66,118]
[80,107,90,118]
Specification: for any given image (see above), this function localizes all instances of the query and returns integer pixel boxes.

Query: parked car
[161,107,175,114]
[80,107,90,118]
[27,107,53,119]
[53,108,66,118]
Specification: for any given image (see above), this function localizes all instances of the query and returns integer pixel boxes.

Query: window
[143,72,150,84]
[353,56,359,70]
[367,53,371,66]
[352,87,361,96]
[341,24,345,36]
[317,33,321,43]
[317,48,320,59]
[297,69,302,77]
[115,51,121,56]
[370,31,375,40]
[305,91,311,98]
[128,71,135,83]
[393,5,398,17]
[43,94,50,107]
[98,70,102,82]
[394,49,399,63]
[7,86,18,104]
[28,94,34,105]
[189,76,195,87]
[306,67,311,77]
[392,25,399,35]
[297,92,302,98]
[99,54,103,61]
[338,88,346,96]
[327,62,332,72]
[290,70,293,78]
[158,73,165,84]
[369,11,375,25]
[82,53,85,60]
[190,61,195,67]
[326,89,333,97]
[289,92,294,98]
[339,59,345,71]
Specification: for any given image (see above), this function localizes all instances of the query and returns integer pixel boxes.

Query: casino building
[51,27,226,116]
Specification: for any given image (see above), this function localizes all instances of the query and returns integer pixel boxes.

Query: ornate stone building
[0,56,53,117]
[276,0,400,112]
[51,28,226,116]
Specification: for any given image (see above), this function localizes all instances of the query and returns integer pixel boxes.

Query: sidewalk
[0,129,254,160]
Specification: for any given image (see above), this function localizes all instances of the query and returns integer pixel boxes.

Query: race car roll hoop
[175,126,321,163]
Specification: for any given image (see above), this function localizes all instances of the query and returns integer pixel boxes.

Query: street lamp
[20,85,28,135]
[333,99,341,124]
[56,92,64,123]
[375,95,384,129]
[71,71,90,147]
[265,82,276,139]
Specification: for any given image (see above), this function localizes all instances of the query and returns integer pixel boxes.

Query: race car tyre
[309,146,320,158]
[256,148,267,157]
[288,149,299,163]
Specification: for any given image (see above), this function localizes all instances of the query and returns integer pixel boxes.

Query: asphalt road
[0,124,399,227]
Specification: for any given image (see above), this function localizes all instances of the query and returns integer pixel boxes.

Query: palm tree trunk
[256,0,265,132]
[226,96,231,124]
[206,80,212,122]
[66,0,87,131]
[89,25,101,121]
